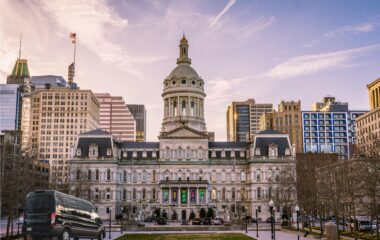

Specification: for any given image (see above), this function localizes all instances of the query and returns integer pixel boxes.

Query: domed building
[69,36,297,223]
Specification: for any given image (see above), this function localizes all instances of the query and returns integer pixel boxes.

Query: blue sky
[1,0,380,140]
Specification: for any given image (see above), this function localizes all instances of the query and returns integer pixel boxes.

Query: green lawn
[115,233,255,240]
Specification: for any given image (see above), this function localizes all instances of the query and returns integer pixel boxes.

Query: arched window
[190,101,195,116]
[256,169,261,181]
[76,169,80,181]
[211,189,217,200]
[165,147,170,159]
[123,189,127,200]
[240,171,246,182]
[106,188,111,200]
[142,189,146,200]
[241,188,245,200]
[181,100,186,115]
[123,170,127,182]
[95,188,99,200]
[173,101,177,117]
[106,169,111,181]
[198,148,203,159]
[152,189,156,199]
[133,188,136,200]
[95,169,99,181]
[87,170,92,181]
[186,147,191,159]
[152,170,156,182]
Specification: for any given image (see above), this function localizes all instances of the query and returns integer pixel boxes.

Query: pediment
[160,126,208,139]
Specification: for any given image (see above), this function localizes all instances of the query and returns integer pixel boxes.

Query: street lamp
[295,204,300,240]
[107,207,112,240]
[243,206,248,233]
[269,199,275,240]
[255,206,259,238]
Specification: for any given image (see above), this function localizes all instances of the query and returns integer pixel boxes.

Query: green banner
[199,188,205,203]
[181,189,187,204]
[163,188,169,203]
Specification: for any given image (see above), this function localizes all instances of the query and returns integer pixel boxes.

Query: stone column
[187,187,190,207]
[196,188,199,204]
[169,187,172,204]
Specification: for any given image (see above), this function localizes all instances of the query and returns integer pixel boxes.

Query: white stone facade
[68,36,296,222]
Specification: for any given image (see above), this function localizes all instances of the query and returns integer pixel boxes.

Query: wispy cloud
[209,0,236,29]
[39,0,148,77]
[263,44,380,80]
[325,21,378,37]
[240,15,276,37]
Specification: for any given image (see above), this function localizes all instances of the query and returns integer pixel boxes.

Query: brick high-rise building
[226,99,273,142]
[26,87,99,183]
[259,100,303,153]
[96,93,136,141]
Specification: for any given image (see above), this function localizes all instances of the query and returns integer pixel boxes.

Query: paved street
[247,230,315,240]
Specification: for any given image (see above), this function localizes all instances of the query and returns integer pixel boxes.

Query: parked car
[358,220,372,231]
[223,220,232,226]
[201,218,211,225]
[192,218,202,225]
[212,217,223,225]
[144,216,153,222]
[23,190,105,240]
[157,217,167,225]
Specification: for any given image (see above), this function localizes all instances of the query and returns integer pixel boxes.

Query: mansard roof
[77,137,113,157]
[119,142,159,149]
[208,142,249,149]
[254,137,290,156]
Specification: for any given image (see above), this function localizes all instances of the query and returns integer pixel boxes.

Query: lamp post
[255,206,259,238]
[269,199,275,240]
[108,207,112,240]
[244,206,248,233]
[295,204,300,240]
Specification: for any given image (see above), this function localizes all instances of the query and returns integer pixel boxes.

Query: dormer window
[89,144,98,158]
[285,148,291,155]
[76,148,81,156]
[268,144,278,158]
[107,148,112,156]
[255,148,261,155]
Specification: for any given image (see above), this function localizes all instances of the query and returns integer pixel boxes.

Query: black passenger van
[23,190,105,240]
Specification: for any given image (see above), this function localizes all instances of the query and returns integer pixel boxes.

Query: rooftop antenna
[18,33,22,60]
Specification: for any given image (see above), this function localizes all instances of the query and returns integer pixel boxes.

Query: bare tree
[273,165,296,226]
[1,131,48,238]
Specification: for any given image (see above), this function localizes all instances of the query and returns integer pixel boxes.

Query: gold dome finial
[180,33,188,45]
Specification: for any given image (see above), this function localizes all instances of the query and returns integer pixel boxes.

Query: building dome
[168,64,199,80]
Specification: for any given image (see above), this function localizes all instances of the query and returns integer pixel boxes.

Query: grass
[115,233,255,240]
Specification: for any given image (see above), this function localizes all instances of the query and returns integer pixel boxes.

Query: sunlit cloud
[209,0,236,28]
[263,44,380,80]
[325,21,378,37]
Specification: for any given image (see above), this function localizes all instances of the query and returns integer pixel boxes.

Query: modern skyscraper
[259,101,303,153]
[226,99,273,142]
[30,75,68,89]
[6,59,30,86]
[0,84,22,132]
[302,96,366,158]
[127,104,147,142]
[96,93,136,141]
[26,87,99,183]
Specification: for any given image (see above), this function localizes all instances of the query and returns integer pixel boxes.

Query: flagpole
[73,38,76,67]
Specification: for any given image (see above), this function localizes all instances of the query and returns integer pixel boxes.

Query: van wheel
[60,229,71,240]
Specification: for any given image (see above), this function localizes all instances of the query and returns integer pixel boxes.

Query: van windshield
[26,195,54,213]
